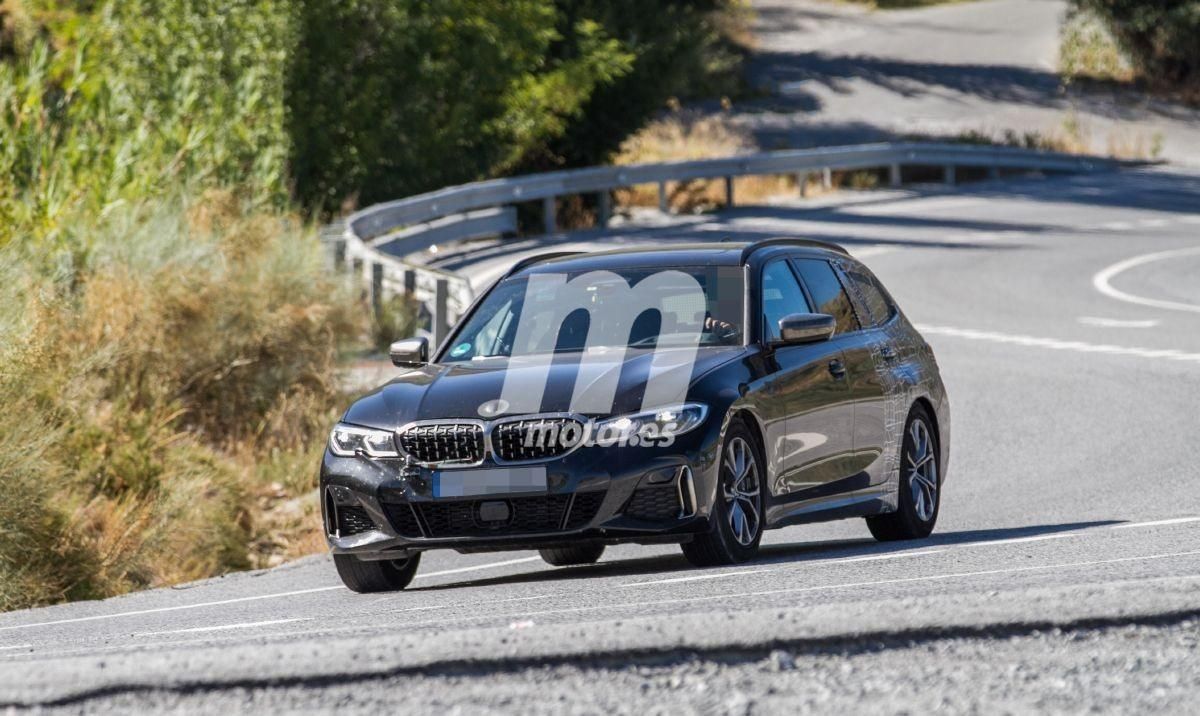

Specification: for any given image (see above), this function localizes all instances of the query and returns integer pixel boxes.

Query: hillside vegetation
[0,0,742,611]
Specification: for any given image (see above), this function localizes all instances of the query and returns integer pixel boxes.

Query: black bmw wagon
[321,239,950,592]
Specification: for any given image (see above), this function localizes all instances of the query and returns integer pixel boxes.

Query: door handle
[880,346,898,361]
[828,359,847,379]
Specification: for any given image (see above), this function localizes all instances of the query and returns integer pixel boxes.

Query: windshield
[443,265,745,362]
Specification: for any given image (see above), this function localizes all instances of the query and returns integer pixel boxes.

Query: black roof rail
[739,237,849,262]
[502,250,587,279]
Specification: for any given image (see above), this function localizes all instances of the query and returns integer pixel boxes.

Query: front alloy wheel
[681,420,764,567]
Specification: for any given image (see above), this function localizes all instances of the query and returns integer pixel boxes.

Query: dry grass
[955,113,1163,161]
[0,191,365,611]
[1059,6,1134,84]
[613,111,795,213]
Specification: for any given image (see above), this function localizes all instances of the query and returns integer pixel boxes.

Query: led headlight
[593,403,708,447]
[328,423,400,458]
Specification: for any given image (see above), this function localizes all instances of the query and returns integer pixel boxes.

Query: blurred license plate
[433,467,547,498]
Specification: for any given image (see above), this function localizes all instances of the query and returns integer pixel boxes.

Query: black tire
[538,543,605,566]
[681,419,765,567]
[867,404,941,541]
[333,552,421,593]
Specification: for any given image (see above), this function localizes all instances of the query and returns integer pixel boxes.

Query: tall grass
[0,193,362,612]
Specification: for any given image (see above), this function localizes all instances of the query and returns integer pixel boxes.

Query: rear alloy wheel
[867,404,940,541]
[681,421,764,567]
[539,543,605,566]
[333,552,421,593]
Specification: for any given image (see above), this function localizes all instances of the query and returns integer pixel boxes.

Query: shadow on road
[410,520,1120,592]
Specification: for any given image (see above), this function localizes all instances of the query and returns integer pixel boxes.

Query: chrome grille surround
[393,414,592,467]
[396,420,486,467]
[490,414,589,464]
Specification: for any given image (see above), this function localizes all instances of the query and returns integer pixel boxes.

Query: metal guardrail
[327,142,1127,347]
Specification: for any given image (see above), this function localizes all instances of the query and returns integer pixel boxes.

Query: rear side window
[760,260,812,342]
[844,266,896,327]
[792,259,860,335]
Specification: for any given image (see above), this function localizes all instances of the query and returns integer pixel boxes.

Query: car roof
[514,239,849,276]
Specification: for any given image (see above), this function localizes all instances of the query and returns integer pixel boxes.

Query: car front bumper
[319,424,722,558]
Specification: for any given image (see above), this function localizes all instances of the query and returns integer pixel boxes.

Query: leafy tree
[286,0,633,213]
[1073,1,1200,86]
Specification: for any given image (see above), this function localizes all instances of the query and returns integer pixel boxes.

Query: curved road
[2,165,1199,713]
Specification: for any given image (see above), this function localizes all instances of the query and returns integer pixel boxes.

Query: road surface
[2,165,1199,713]
[734,0,1200,164]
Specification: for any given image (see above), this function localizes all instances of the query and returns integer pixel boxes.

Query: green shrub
[1072,1,1200,87]
[0,194,362,611]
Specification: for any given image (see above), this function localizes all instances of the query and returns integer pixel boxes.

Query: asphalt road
[2,165,1199,713]
[735,0,1200,164]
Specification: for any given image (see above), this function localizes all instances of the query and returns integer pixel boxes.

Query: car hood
[343,346,745,428]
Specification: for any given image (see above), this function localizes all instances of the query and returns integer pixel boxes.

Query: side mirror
[775,313,836,346]
[389,337,429,367]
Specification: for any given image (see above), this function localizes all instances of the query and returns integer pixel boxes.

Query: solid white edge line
[0,644,32,651]
[414,556,544,579]
[621,569,771,588]
[1111,517,1200,530]
[1077,316,1160,328]
[956,534,1073,548]
[0,585,345,634]
[134,618,308,638]
[1093,247,1200,314]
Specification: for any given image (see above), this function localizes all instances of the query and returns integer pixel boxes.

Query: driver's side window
[760,260,812,342]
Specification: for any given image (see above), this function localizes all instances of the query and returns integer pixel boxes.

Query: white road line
[621,569,771,588]
[956,534,1073,548]
[508,550,1200,621]
[1078,316,1160,328]
[849,247,895,260]
[134,618,308,638]
[0,644,32,651]
[0,585,345,633]
[1138,218,1170,228]
[414,556,543,580]
[1099,221,1133,231]
[915,324,1200,363]
[1111,517,1200,530]
[815,549,945,563]
[1093,247,1200,314]
[623,550,945,587]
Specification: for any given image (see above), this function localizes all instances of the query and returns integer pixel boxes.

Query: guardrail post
[657,182,668,214]
[332,237,347,270]
[543,196,557,235]
[433,278,450,349]
[724,177,734,207]
[370,262,385,317]
[404,269,416,295]
[597,191,611,228]
[943,165,956,185]
[797,173,809,198]
[351,257,364,291]
[889,164,902,188]
[822,167,832,190]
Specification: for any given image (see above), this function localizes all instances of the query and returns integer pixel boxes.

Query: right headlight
[592,403,708,448]
[328,423,400,458]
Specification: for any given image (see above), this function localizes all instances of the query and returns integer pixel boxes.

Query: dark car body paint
[321,242,950,558]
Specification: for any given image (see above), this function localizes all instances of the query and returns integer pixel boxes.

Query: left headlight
[593,403,708,447]
[328,423,400,458]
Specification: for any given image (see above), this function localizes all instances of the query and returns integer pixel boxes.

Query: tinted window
[792,259,859,335]
[443,265,745,361]
[844,267,895,327]
[760,260,812,342]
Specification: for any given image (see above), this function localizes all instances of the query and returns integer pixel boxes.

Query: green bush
[0,193,362,611]
[1072,1,1200,86]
